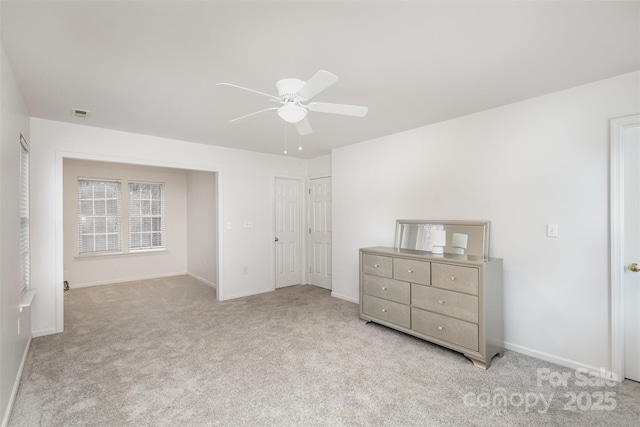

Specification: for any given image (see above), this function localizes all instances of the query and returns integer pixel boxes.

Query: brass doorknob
[274,237,279,242]
[629,263,640,272]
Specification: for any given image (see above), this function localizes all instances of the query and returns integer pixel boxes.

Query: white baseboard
[331,291,358,304]
[68,272,188,289]
[504,341,616,380]
[2,337,31,427]
[32,327,57,338]
[223,287,274,300]
[186,272,217,288]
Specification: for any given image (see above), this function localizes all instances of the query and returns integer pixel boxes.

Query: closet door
[275,177,302,288]
[308,177,332,289]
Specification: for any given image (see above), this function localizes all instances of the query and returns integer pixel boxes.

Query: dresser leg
[466,350,504,369]
[465,355,489,369]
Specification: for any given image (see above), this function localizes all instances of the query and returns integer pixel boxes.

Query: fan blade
[296,70,338,100]
[217,83,280,101]
[307,102,368,117]
[229,107,278,123]
[295,118,313,136]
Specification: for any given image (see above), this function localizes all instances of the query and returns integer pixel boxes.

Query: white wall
[332,72,640,373]
[308,154,331,177]
[62,159,188,288]
[186,170,217,287]
[29,119,307,336]
[0,44,31,425]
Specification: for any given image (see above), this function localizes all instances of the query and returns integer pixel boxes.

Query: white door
[308,177,332,290]
[275,177,302,288]
[623,124,640,382]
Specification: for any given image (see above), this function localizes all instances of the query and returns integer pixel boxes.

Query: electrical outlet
[244,220,253,228]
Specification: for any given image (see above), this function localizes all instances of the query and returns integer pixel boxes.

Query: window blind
[19,136,29,291]
[129,182,165,250]
[78,178,122,254]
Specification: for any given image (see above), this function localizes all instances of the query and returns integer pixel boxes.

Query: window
[19,135,29,291]
[129,182,164,250]
[78,178,122,254]
[76,178,165,256]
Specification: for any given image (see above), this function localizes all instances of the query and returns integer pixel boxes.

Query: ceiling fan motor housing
[276,78,305,101]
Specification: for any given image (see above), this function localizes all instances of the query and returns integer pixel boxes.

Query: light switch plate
[547,224,559,237]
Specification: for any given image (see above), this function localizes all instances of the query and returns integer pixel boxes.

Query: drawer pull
[438,325,445,331]
[374,264,379,268]
[381,308,388,313]
[408,269,414,273]
[438,299,445,305]
[450,275,456,281]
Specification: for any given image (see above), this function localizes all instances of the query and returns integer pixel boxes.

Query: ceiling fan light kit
[278,102,307,123]
[217,70,368,136]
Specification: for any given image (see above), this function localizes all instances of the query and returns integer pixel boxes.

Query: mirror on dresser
[394,220,490,258]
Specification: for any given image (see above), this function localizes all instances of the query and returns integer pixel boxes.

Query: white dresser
[359,246,503,369]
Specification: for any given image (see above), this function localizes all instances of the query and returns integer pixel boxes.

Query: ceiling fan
[217,70,368,136]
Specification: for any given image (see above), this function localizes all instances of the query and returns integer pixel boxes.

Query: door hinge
[308,188,311,195]
[309,228,311,234]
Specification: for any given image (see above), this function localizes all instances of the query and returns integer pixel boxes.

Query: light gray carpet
[9,275,640,426]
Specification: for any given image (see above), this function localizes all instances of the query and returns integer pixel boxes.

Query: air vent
[71,108,90,118]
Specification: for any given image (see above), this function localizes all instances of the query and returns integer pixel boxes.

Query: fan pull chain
[283,122,288,154]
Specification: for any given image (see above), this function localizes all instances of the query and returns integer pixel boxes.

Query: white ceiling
[2,1,639,159]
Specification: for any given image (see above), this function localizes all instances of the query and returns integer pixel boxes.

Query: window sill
[20,289,36,312]
[75,249,168,260]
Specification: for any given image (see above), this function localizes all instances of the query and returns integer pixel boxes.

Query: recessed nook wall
[62,159,189,288]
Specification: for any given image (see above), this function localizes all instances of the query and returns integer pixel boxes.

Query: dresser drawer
[431,263,479,295]
[393,258,430,285]
[363,275,411,305]
[412,308,479,351]
[411,284,478,323]
[362,294,410,328]
[362,254,393,278]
